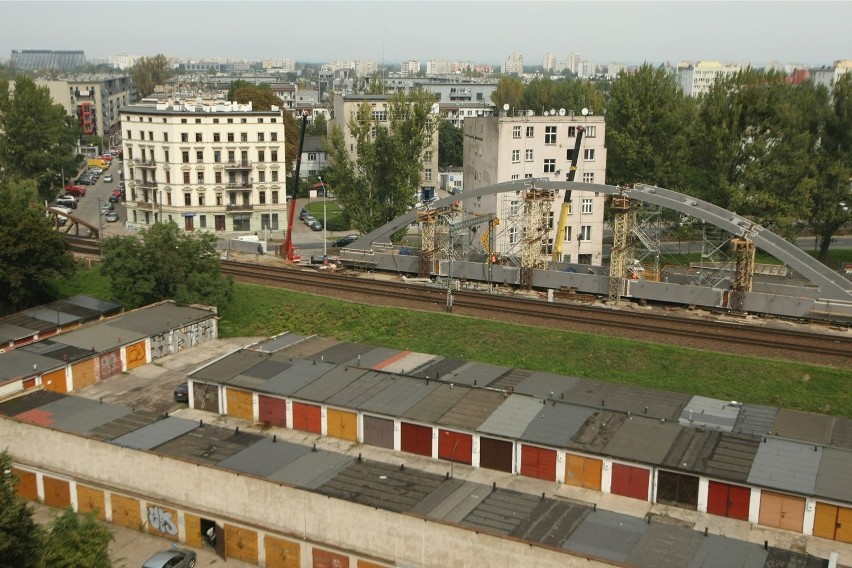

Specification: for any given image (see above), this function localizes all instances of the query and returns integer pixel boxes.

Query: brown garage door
[258,395,287,427]
[125,340,147,370]
[224,524,259,564]
[656,470,700,510]
[42,368,68,393]
[479,436,513,473]
[226,387,254,421]
[363,415,394,449]
[13,468,38,500]
[758,490,805,533]
[111,494,141,529]
[400,422,433,457]
[193,382,220,413]
[564,453,602,491]
[312,547,349,568]
[42,476,71,508]
[327,408,357,442]
[265,535,301,568]
[145,503,179,540]
[813,502,852,544]
[71,359,96,390]
[76,485,106,520]
[98,350,122,380]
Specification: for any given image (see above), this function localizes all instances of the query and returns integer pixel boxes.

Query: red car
[64,185,87,197]
[101,154,113,162]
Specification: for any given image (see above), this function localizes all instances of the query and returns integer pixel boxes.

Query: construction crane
[551,125,585,262]
[481,217,500,260]
[283,110,309,262]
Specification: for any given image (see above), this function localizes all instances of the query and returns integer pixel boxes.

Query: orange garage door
[125,341,147,370]
[758,490,805,533]
[226,387,254,421]
[265,535,301,568]
[111,494,141,529]
[76,485,106,520]
[564,453,602,491]
[327,408,357,442]
[813,502,852,544]
[13,468,38,500]
[42,368,68,393]
[71,359,96,390]
[42,475,71,508]
[224,524,258,564]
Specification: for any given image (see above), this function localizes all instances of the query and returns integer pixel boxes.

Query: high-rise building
[10,49,85,70]
[542,52,556,72]
[567,52,580,75]
[38,75,135,138]
[108,54,141,70]
[401,60,421,75]
[426,59,452,75]
[354,59,379,77]
[677,60,742,97]
[502,52,524,75]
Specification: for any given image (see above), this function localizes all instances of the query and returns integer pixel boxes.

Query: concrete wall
[2,417,613,568]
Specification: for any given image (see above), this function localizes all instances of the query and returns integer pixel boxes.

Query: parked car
[64,185,86,197]
[75,176,95,185]
[56,196,77,209]
[309,220,322,231]
[303,215,316,226]
[101,154,113,162]
[108,194,120,203]
[105,211,119,223]
[331,234,359,248]
[100,202,114,214]
[299,207,310,220]
[174,382,189,403]
[88,167,103,174]
[141,549,196,568]
[103,174,113,182]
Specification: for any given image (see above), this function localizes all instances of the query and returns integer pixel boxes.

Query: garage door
[145,503,179,540]
[292,402,322,434]
[656,470,700,510]
[400,422,433,457]
[520,444,557,481]
[258,395,287,427]
[13,468,38,500]
[71,359,96,390]
[707,481,751,521]
[224,524,258,564]
[438,429,473,465]
[76,485,106,520]
[758,490,806,533]
[265,535,300,568]
[193,382,220,413]
[363,415,394,449]
[98,350,122,380]
[312,547,349,568]
[125,341,147,370]
[327,408,357,442]
[564,453,602,491]
[225,387,254,421]
[479,436,513,473]
[42,476,71,508]
[610,463,650,501]
[111,494,141,529]
[813,503,852,544]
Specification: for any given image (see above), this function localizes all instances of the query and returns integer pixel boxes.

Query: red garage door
[479,436,513,473]
[520,444,557,481]
[438,429,473,465]
[400,422,432,457]
[292,402,321,434]
[611,463,650,501]
[258,395,287,427]
[707,481,751,521]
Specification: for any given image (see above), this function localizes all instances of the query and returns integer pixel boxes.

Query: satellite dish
[503,103,510,111]
[527,110,534,117]
[581,107,589,116]
[559,108,566,116]
[543,111,549,116]
[550,108,556,116]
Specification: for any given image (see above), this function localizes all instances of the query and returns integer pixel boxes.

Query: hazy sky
[1,1,849,66]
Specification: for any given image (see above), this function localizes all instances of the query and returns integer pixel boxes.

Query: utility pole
[96,197,104,259]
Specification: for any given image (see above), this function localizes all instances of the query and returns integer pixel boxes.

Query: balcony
[225,182,253,189]
[135,160,156,168]
[135,179,158,190]
[226,203,254,212]
[224,160,252,170]
[135,201,154,211]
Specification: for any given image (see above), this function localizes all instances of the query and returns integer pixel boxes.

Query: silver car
[141,549,196,568]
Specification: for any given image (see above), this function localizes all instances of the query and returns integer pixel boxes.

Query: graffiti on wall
[174,319,216,352]
[149,333,170,360]
[98,350,122,379]
[147,505,178,535]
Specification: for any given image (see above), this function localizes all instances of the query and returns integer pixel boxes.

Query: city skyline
[1,1,849,67]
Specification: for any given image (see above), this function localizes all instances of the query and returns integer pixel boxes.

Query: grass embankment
[59,264,851,418]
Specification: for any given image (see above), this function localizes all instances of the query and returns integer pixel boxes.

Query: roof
[110,416,198,450]
[747,438,821,494]
[402,382,468,423]
[814,447,852,502]
[477,394,544,439]
[733,404,778,437]
[460,488,541,535]
[436,388,506,431]
[603,416,682,464]
[771,409,834,445]
[678,396,740,432]
[520,402,595,448]
[564,379,689,420]
[561,509,648,564]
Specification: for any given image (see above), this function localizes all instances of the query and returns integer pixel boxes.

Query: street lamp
[96,197,104,259]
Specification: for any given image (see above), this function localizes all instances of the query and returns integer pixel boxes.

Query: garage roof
[747,438,821,494]
[603,416,681,464]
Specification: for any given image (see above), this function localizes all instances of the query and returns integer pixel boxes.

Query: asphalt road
[63,161,128,238]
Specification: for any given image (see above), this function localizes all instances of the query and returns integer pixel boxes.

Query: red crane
[283,110,310,262]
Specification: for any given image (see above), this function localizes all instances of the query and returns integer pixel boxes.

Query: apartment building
[10,49,85,71]
[38,75,135,137]
[463,113,607,265]
[120,99,287,234]
[401,60,421,75]
[502,52,524,75]
[810,59,852,91]
[678,60,743,97]
[328,93,439,200]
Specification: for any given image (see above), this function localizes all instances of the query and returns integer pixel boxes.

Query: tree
[231,84,299,172]
[100,222,233,310]
[0,76,81,200]
[522,76,558,114]
[0,178,75,316]
[438,120,463,168]
[226,79,252,102]
[0,450,43,568]
[323,89,437,235]
[490,76,524,112]
[39,508,112,568]
[307,113,328,136]
[605,63,695,189]
[129,54,172,98]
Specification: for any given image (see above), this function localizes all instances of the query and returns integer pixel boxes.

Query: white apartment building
[463,114,607,265]
[328,93,440,201]
[108,54,140,70]
[678,60,742,97]
[542,52,556,72]
[427,59,452,75]
[120,99,288,234]
[401,60,421,75]
[810,59,852,91]
[502,53,524,75]
[567,52,580,75]
[354,59,379,77]
[262,58,295,72]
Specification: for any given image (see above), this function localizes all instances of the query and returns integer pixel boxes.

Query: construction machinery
[283,110,309,262]
[551,125,585,263]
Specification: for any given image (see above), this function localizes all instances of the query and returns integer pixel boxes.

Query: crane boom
[551,125,585,262]
[283,110,310,262]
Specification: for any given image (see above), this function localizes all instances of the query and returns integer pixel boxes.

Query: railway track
[220,260,851,368]
[67,236,101,257]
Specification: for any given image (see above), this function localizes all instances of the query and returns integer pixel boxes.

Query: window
[508,227,518,244]
[509,200,520,215]
[580,225,591,241]
[181,119,187,124]
[525,126,534,137]
[213,118,219,124]
[512,126,521,138]
[257,150,265,162]
[126,129,131,139]
[584,148,595,160]
[240,118,247,123]
[308,152,316,161]
[182,151,189,163]
[195,118,201,124]
[372,110,387,121]
[511,149,520,163]
[215,171,222,183]
[227,133,234,142]
[228,151,235,162]
[213,133,220,142]
[259,191,266,204]
[511,174,520,180]
[564,226,572,241]
[424,168,432,181]
[545,126,556,144]
[214,150,221,163]
[586,125,596,137]
[581,198,593,214]
[568,126,576,137]
[258,171,265,183]
[197,172,204,184]
[271,150,278,162]
[181,133,188,142]
[198,194,205,206]
[139,130,144,140]
[271,171,279,182]
[200,215,207,228]
[164,150,169,162]
[544,159,556,173]
[149,131,154,140]
[196,150,203,163]
[258,132,265,142]
[227,118,233,124]
[525,149,533,161]
[582,172,595,183]
[258,118,263,123]
[183,172,190,184]
[524,173,533,178]
[240,133,248,142]
[270,132,278,142]
[271,191,279,204]
[424,151,432,163]
[195,133,202,142]
[184,193,191,206]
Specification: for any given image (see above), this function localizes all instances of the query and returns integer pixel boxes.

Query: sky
[1,1,849,67]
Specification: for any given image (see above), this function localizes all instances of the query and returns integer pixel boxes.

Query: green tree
[0,179,75,316]
[605,63,695,188]
[522,76,557,114]
[307,113,328,136]
[552,78,606,117]
[0,450,43,568]
[809,73,852,261]
[0,76,81,200]
[438,120,463,168]
[323,89,437,235]
[490,76,524,112]
[129,54,172,98]
[39,508,112,568]
[100,221,233,310]
[226,79,253,101]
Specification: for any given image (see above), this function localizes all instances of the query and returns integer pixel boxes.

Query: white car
[103,174,113,182]
[50,205,73,215]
